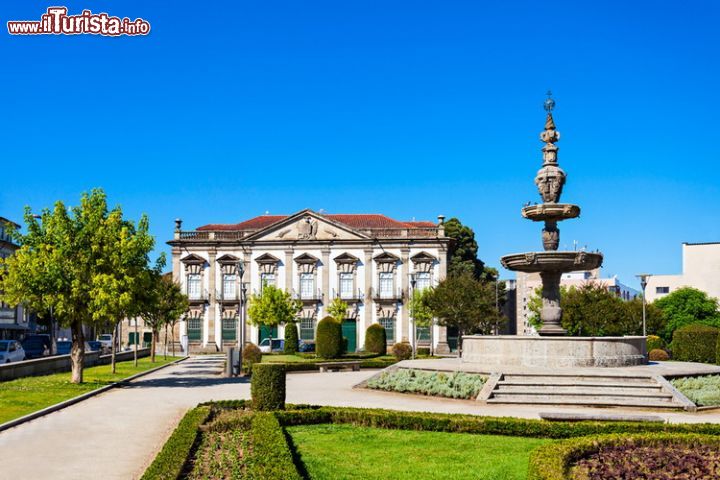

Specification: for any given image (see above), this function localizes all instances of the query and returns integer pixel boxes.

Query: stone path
[2,355,720,479]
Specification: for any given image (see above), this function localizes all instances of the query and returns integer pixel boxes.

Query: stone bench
[317,361,361,373]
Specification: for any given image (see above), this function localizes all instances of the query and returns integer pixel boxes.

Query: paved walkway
[2,355,720,479]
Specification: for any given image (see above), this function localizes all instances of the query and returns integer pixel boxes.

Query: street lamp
[410,273,417,360]
[636,273,651,337]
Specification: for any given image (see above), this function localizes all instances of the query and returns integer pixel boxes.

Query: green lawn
[287,424,550,480]
[0,356,175,424]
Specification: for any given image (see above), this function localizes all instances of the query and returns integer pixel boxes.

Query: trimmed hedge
[391,341,413,360]
[316,316,343,358]
[246,412,303,480]
[527,433,720,480]
[364,323,387,355]
[273,406,720,439]
[140,406,211,480]
[251,363,286,411]
[242,342,263,374]
[671,323,719,364]
[649,348,670,361]
[283,323,299,355]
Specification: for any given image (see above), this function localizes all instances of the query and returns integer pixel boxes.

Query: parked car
[298,340,316,353]
[258,338,284,353]
[86,341,102,352]
[56,341,72,355]
[21,334,51,359]
[97,333,113,351]
[0,340,26,363]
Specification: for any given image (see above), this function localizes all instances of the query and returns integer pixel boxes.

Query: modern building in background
[511,268,640,335]
[168,209,451,353]
[645,242,720,303]
[0,217,30,340]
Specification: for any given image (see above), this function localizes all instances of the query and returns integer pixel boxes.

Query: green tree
[326,297,349,322]
[88,210,156,372]
[247,285,302,343]
[443,217,486,279]
[0,190,140,383]
[653,287,720,342]
[408,288,433,357]
[425,273,502,354]
[139,271,190,362]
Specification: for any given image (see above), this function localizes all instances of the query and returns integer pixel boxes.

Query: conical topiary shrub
[316,316,343,358]
[283,322,299,354]
[364,323,387,355]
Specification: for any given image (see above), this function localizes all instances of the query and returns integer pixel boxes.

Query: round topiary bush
[251,363,286,411]
[391,341,412,360]
[649,348,670,361]
[316,316,343,358]
[364,323,387,355]
[671,324,719,364]
[242,342,263,375]
[283,322,299,355]
[646,335,665,352]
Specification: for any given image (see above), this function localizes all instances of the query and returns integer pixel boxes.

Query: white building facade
[168,209,451,354]
[645,242,720,303]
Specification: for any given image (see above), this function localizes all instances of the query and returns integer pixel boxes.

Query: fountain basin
[521,203,580,222]
[500,251,603,273]
[461,335,647,368]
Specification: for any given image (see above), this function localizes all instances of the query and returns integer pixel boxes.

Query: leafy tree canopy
[653,287,720,341]
[247,284,302,328]
[326,297,349,323]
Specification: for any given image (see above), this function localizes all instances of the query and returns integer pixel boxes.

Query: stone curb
[0,356,189,434]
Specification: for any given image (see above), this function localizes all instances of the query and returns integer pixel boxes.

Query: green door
[447,326,459,352]
[342,319,357,353]
[142,332,153,348]
[259,325,278,343]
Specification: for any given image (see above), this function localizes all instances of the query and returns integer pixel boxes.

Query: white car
[258,338,284,353]
[0,340,26,363]
[98,334,113,350]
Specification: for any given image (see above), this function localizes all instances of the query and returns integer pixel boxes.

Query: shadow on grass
[283,427,311,480]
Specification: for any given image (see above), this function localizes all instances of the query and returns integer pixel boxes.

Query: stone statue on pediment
[298,216,318,240]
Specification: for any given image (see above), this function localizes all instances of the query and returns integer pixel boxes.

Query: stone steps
[486,373,686,409]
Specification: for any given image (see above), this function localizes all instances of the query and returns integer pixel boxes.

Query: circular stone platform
[461,335,647,368]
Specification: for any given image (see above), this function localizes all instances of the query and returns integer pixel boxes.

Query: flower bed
[366,368,486,399]
[528,433,720,480]
[671,375,720,407]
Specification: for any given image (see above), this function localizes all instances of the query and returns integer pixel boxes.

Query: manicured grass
[0,356,176,424]
[287,423,550,480]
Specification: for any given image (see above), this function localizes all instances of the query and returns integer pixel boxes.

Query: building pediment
[374,252,400,263]
[180,253,206,265]
[255,253,280,264]
[411,251,437,263]
[243,209,370,242]
[294,253,319,264]
[334,252,359,264]
[216,254,240,264]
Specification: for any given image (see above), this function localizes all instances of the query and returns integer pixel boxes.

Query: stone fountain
[500,94,603,336]
[461,96,646,368]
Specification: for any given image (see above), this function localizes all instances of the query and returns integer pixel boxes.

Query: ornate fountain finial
[535,93,565,203]
[544,90,555,113]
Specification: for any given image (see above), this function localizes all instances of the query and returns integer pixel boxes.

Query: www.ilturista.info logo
[7,7,150,36]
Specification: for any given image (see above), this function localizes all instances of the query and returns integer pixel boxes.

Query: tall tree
[653,287,720,341]
[444,217,486,279]
[89,210,156,373]
[408,288,433,357]
[0,190,134,383]
[139,271,190,362]
[247,285,302,343]
[425,273,502,354]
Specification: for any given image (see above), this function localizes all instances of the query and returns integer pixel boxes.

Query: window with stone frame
[379,317,395,344]
[299,317,315,340]
[378,272,394,298]
[300,273,315,299]
[260,273,276,291]
[416,271,432,291]
[222,274,237,300]
[187,274,202,300]
[339,272,354,299]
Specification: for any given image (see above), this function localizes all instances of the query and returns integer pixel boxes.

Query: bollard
[226,347,235,377]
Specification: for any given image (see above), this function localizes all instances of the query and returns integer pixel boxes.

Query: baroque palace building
[168,209,451,354]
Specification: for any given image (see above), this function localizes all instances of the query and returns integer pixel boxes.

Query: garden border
[0,355,188,434]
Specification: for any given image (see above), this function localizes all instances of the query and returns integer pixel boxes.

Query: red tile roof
[196,213,437,232]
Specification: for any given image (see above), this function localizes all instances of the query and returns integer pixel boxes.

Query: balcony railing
[333,288,364,303]
[369,287,404,302]
[176,231,246,241]
[293,288,323,303]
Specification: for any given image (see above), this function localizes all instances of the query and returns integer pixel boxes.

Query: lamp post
[410,273,417,360]
[636,274,650,337]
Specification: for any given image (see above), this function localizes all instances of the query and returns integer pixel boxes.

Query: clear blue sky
[2,1,719,288]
